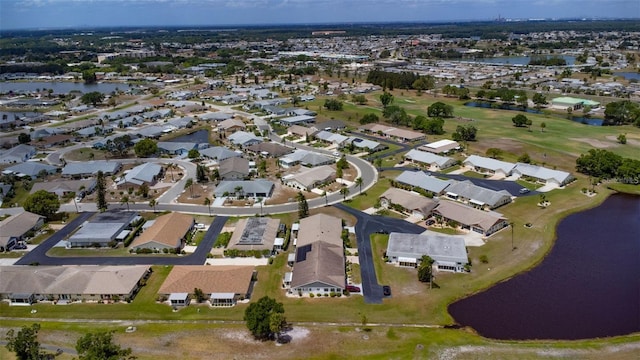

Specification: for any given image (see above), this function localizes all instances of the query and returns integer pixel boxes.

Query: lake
[167,129,210,144]
[464,101,604,126]
[449,194,640,340]
[0,81,131,94]
[614,72,640,81]
[467,55,576,66]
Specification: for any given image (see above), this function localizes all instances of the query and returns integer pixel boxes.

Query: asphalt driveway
[335,204,425,304]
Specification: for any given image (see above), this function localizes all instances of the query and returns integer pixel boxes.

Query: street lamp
[510,221,515,251]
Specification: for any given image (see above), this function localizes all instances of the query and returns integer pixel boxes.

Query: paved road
[16,215,228,266]
[382,166,540,197]
[335,204,425,304]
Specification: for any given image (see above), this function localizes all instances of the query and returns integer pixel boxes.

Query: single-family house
[386,232,468,272]
[0,144,37,164]
[227,217,281,252]
[419,139,461,154]
[287,125,318,138]
[218,157,250,180]
[512,163,574,187]
[157,142,199,156]
[283,165,336,191]
[444,180,512,210]
[314,130,349,146]
[4,162,58,178]
[214,180,274,198]
[129,212,194,251]
[344,137,387,153]
[34,134,73,149]
[61,161,122,178]
[463,155,516,178]
[228,131,263,147]
[68,211,139,247]
[199,146,242,161]
[245,142,293,158]
[432,200,508,237]
[404,149,456,170]
[395,170,451,196]
[278,115,316,127]
[0,211,45,251]
[289,214,345,296]
[199,112,234,122]
[31,179,96,198]
[379,188,438,219]
[359,123,426,142]
[158,266,256,307]
[217,119,246,133]
[116,163,163,189]
[278,150,335,168]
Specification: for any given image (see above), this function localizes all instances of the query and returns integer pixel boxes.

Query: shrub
[309,293,314,298]
[480,254,489,263]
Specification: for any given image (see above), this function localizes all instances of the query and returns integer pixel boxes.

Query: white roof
[425,139,458,148]
[464,155,516,174]
[513,163,573,184]
[405,149,455,167]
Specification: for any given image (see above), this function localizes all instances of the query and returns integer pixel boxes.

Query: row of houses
[464,155,574,186]
[380,187,509,237]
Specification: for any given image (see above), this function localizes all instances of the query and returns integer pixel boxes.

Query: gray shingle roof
[464,155,516,174]
[513,163,573,185]
[61,161,121,176]
[213,180,274,197]
[395,171,450,194]
[117,162,162,186]
[199,146,241,161]
[5,162,58,177]
[387,232,468,265]
[405,149,455,168]
[445,180,512,208]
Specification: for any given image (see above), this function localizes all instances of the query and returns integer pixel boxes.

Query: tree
[412,76,435,91]
[340,186,350,200]
[296,192,309,219]
[96,171,108,212]
[194,288,206,303]
[452,125,477,142]
[196,164,207,183]
[540,122,547,132]
[244,296,285,340]
[427,102,453,118]
[5,323,45,360]
[82,70,97,84]
[203,197,211,216]
[23,190,59,219]
[512,114,530,127]
[355,177,363,194]
[184,178,194,198]
[604,100,640,126]
[81,91,104,106]
[133,139,157,157]
[75,331,134,360]
[188,148,201,159]
[518,153,532,164]
[148,199,157,213]
[485,148,503,159]
[374,157,382,170]
[323,99,343,111]
[18,133,31,144]
[417,256,435,283]
[120,195,130,211]
[269,312,287,340]
[617,134,627,144]
[379,91,394,108]
[359,113,379,125]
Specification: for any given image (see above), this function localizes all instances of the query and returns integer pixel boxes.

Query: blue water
[468,55,575,66]
[0,81,132,94]
[614,72,640,81]
[449,194,640,340]
[464,101,604,126]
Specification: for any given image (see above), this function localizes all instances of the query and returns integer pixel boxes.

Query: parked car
[195,223,206,229]
[382,285,391,296]
[519,188,530,194]
[14,243,27,250]
[346,285,361,293]
[375,229,389,234]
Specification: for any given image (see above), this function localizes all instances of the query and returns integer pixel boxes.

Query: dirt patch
[471,137,524,155]
[570,137,615,149]
[176,183,211,204]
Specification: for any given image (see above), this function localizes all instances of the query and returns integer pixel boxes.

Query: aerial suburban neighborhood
[0,8,639,360]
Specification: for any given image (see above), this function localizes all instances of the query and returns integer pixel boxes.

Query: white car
[195,223,206,229]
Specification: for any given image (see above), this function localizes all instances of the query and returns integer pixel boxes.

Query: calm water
[0,81,131,94]
[614,72,640,81]
[468,55,576,66]
[464,101,605,126]
[449,194,640,340]
[167,129,210,144]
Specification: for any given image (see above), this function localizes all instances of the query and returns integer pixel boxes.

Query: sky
[1,0,639,30]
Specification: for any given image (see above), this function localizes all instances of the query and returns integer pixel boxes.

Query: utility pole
[510,221,515,251]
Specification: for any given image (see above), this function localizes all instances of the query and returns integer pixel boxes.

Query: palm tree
[149,199,157,213]
[167,163,175,182]
[185,178,194,198]
[120,195,130,211]
[234,185,244,199]
[340,186,350,201]
[322,191,328,206]
[355,177,363,194]
[203,197,211,216]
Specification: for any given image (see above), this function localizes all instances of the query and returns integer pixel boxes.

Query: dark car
[375,229,389,234]
[382,285,391,296]
[346,285,361,293]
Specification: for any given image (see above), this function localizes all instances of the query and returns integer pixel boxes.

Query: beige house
[289,214,345,295]
[432,200,508,237]
[0,211,45,251]
[159,265,256,307]
[379,188,438,219]
[130,212,194,251]
[0,265,151,304]
[282,165,336,191]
